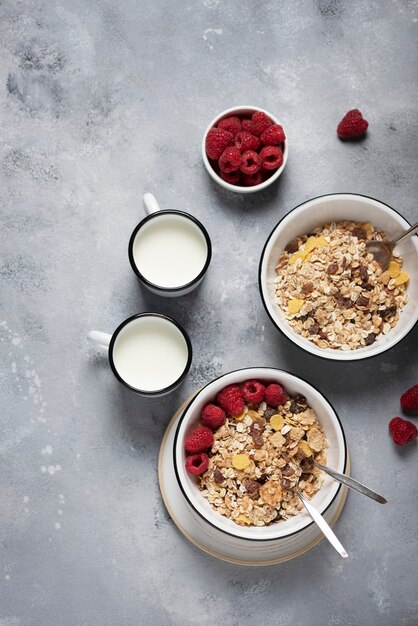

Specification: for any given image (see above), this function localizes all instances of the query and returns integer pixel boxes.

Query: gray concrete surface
[1,1,418,624]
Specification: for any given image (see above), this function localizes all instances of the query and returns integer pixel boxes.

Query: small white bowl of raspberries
[202,106,288,193]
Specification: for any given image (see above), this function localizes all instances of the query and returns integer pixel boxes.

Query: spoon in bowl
[296,489,348,559]
[365,220,418,270]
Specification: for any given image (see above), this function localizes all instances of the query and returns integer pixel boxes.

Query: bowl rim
[258,192,418,362]
[201,105,288,193]
[173,366,347,542]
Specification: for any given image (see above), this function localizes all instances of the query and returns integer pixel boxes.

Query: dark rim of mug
[108,313,193,396]
[128,210,212,292]
[173,367,347,542]
[258,192,418,362]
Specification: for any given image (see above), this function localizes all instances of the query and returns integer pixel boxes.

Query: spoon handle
[392,220,418,245]
[314,462,387,504]
[297,490,348,559]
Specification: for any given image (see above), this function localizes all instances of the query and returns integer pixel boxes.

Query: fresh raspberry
[241,118,252,131]
[184,426,214,453]
[221,170,241,185]
[260,145,284,170]
[265,383,287,407]
[218,115,241,136]
[242,171,263,186]
[337,109,368,139]
[240,150,261,175]
[219,146,241,173]
[242,380,266,404]
[234,131,260,153]
[250,111,272,137]
[400,384,418,412]
[260,124,286,145]
[216,384,244,416]
[201,404,226,430]
[205,128,234,160]
[185,452,209,475]
[389,417,418,446]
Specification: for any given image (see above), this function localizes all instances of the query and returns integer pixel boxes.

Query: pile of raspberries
[205,111,286,187]
[184,379,287,475]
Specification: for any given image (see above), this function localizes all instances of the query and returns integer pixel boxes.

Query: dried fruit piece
[298,440,313,458]
[400,385,418,412]
[387,261,401,278]
[235,514,251,525]
[213,468,225,484]
[394,271,409,285]
[288,298,304,314]
[185,452,209,475]
[232,453,250,470]
[389,417,417,446]
[185,427,214,453]
[270,414,284,431]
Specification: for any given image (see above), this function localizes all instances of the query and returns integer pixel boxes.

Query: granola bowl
[259,193,418,361]
[173,368,347,550]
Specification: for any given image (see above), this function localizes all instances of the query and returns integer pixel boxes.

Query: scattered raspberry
[218,115,241,136]
[241,118,252,131]
[240,150,261,175]
[260,145,284,170]
[242,171,263,186]
[265,383,287,407]
[400,384,418,412]
[250,111,272,137]
[234,131,260,153]
[185,452,209,475]
[389,417,418,446]
[242,380,266,404]
[221,170,241,185]
[205,128,234,160]
[219,146,241,173]
[216,384,244,416]
[185,426,214,453]
[260,124,286,145]
[337,109,368,140]
[201,404,226,430]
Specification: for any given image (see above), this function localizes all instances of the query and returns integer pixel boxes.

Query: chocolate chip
[243,479,260,497]
[352,227,367,240]
[301,282,314,295]
[285,238,300,254]
[213,469,225,484]
[364,333,377,346]
[327,262,339,275]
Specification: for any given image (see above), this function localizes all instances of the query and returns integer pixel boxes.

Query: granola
[198,393,327,527]
[275,221,409,350]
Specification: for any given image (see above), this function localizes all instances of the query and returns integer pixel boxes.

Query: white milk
[133,214,208,288]
[112,317,189,391]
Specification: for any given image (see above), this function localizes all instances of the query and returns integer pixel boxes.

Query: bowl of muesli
[259,193,418,360]
[173,367,347,545]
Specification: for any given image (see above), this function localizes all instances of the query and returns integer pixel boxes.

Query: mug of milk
[88,313,192,396]
[128,193,212,297]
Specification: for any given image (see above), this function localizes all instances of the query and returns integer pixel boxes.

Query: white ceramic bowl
[202,106,288,194]
[174,367,347,547]
[259,193,418,361]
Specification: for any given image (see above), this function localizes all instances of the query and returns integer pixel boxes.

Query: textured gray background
[1,0,418,624]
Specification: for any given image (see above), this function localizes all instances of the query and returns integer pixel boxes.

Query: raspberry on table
[218,115,242,136]
[260,124,286,145]
[260,145,283,170]
[337,109,369,139]
[242,380,266,404]
[185,452,209,475]
[234,131,260,153]
[240,150,261,175]
[400,384,418,412]
[250,111,272,137]
[185,426,214,453]
[205,127,234,160]
[219,146,241,173]
[389,417,418,446]
[216,384,244,416]
[201,403,226,430]
[242,171,263,186]
[221,170,241,185]
[265,383,287,407]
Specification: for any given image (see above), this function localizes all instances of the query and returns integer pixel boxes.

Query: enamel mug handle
[87,331,112,347]
[143,193,161,215]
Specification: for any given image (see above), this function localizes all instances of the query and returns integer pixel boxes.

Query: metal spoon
[314,462,387,504]
[365,220,418,270]
[296,489,348,559]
